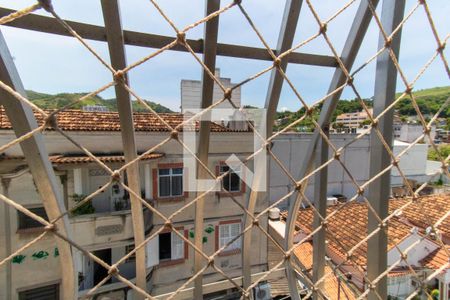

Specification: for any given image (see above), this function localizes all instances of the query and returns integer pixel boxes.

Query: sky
[0,0,448,112]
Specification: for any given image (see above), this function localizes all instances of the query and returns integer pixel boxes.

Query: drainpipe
[1,177,11,300]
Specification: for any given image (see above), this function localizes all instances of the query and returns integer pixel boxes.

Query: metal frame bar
[367,0,405,298]
[242,0,303,293]
[0,7,337,68]
[193,0,221,298]
[0,29,76,299]
[312,126,328,299]
[284,1,380,298]
[100,0,147,296]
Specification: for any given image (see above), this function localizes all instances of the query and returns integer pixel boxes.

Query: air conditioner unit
[253,282,271,300]
[326,196,338,206]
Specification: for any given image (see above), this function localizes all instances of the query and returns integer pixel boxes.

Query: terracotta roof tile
[1,153,164,164]
[293,242,356,300]
[282,194,450,268]
[0,107,249,132]
[389,194,450,238]
[49,153,164,164]
[420,246,450,271]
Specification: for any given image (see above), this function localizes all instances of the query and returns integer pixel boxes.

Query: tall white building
[181,69,241,111]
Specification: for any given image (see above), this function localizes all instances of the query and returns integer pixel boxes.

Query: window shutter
[171,231,184,260]
[231,223,241,249]
[146,235,159,267]
[152,169,157,199]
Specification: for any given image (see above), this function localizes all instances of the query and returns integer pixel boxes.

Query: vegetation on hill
[275,86,450,132]
[25,90,173,113]
[428,144,450,161]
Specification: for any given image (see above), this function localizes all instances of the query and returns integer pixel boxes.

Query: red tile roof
[293,242,356,300]
[420,246,450,271]
[0,153,164,164]
[0,107,249,132]
[282,194,450,268]
[389,194,450,239]
[49,153,164,164]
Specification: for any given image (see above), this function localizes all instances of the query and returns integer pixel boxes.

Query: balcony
[70,206,153,247]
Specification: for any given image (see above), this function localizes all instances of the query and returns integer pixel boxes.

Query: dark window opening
[18,207,48,230]
[220,165,241,192]
[159,232,171,260]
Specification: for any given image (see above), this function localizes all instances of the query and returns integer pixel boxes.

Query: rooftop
[282,194,450,268]
[0,107,249,133]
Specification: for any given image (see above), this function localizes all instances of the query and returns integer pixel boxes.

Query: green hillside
[25,90,173,113]
[275,86,450,132]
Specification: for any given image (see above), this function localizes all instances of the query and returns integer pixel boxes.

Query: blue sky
[0,0,448,111]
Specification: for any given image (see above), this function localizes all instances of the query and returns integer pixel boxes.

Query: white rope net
[0,0,449,299]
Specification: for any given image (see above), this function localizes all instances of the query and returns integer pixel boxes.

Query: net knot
[176,31,186,45]
[224,88,232,100]
[114,70,126,83]
[437,42,446,53]
[273,57,282,68]
[111,170,121,182]
[44,113,58,130]
[38,0,53,12]
[171,130,179,140]
[108,265,119,275]
[319,23,327,34]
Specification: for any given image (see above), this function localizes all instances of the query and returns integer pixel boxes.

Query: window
[219,165,241,192]
[18,207,48,230]
[158,168,183,198]
[219,223,241,251]
[158,231,184,261]
[19,283,59,300]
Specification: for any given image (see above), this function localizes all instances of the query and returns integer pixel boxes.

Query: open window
[159,231,184,261]
[216,163,245,196]
[17,206,48,231]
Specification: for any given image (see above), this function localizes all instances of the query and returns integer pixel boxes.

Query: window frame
[216,162,245,196]
[215,220,242,256]
[17,206,48,233]
[219,165,241,192]
[153,163,187,201]
[158,227,188,267]
[158,167,183,198]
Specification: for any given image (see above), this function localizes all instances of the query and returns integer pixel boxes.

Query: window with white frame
[158,231,184,261]
[219,165,241,192]
[158,167,183,198]
[219,222,241,251]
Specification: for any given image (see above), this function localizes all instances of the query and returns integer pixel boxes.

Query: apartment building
[0,108,267,299]
[270,194,450,299]
[393,123,436,144]
[335,109,373,128]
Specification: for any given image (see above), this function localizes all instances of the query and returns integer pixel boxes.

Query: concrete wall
[0,173,61,300]
[269,133,432,209]
[269,133,371,209]
[180,69,241,112]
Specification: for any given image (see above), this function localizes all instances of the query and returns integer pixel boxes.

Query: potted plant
[71,194,95,216]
